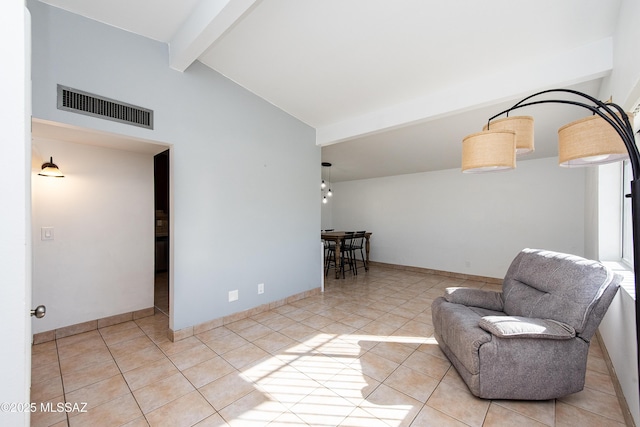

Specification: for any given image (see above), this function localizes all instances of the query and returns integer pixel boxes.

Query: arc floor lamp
[462,88,639,403]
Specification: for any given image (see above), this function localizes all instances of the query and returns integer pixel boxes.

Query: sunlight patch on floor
[233,332,436,426]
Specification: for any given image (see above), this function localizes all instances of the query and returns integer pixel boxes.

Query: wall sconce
[321,162,333,204]
[38,156,64,177]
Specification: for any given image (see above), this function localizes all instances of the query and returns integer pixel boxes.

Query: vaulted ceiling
[36,0,622,181]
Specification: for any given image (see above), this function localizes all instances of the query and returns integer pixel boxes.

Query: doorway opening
[154,149,170,315]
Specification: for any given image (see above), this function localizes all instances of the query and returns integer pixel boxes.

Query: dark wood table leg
[365,236,370,271]
[334,237,342,279]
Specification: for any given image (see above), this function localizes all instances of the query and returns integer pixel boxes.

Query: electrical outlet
[258,283,264,294]
[229,290,238,302]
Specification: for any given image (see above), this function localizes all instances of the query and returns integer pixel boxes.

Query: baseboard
[367,261,503,284]
[31,287,323,345]
[32,261,495,346]
[168,287,322,342]
[32,307,155,345]
[595,329,636,427]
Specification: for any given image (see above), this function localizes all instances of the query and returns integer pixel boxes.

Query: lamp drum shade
[462,130,516,173]
[483,116,534,154]
[558,114,630,167]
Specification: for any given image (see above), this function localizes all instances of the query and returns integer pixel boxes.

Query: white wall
[27,0,320,332]
[604,0,640,110]
[0,3,32,426]
[31,139,155,333]
[593,0,640,423]
[321,200,334,231]
[600,282,638,425]
[329,157,585,279]
[588,164,639,424]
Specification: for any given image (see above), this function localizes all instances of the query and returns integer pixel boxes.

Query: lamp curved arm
[486,89,640,178]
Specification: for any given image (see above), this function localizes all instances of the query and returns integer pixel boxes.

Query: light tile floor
[30,266,628,426]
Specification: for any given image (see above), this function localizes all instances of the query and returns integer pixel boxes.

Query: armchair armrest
[444,287,504,312]
[479,316,576,340]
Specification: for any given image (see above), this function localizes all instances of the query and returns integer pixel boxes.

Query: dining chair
[322,230,335,269]
[345,231,366,275]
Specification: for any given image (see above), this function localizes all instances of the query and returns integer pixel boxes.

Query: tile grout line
[101,327,146,426]
[54,338,70,427]
[135,316,199,425]
[181,331,236,424]
[101,319,160,426]
[135,315,223,426]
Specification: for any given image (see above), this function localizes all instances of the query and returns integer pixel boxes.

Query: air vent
[57,85,153,129]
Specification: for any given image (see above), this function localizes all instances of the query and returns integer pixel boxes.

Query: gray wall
[28,0,320,332]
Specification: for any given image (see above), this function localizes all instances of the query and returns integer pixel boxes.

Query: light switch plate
[41,227,54,241]
[229,290,238,302]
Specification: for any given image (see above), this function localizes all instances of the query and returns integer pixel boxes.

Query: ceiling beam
[169,0,259,72]
[316,37,614,146]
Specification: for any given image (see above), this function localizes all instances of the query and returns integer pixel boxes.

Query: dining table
[321,231,372,279]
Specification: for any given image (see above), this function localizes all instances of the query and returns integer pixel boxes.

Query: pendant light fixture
[321,162,333,203]
[38,156,65,177]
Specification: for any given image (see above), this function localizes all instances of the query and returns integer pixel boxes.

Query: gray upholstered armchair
[432,248,621,400]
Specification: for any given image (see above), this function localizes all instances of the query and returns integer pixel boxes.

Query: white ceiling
[36,0,623,181]
[32,119,170,156]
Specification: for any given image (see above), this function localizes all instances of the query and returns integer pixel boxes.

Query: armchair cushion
[502,249,617,334]
[444,287,504,312]
[478,316,575,340]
